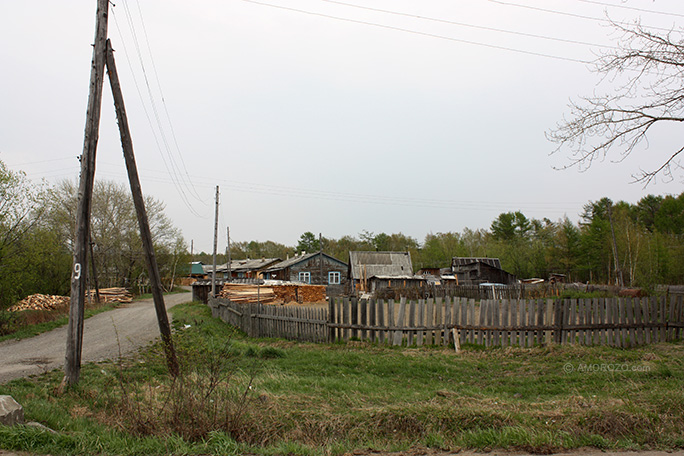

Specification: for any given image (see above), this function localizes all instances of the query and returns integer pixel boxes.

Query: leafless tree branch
[549,21,684,185]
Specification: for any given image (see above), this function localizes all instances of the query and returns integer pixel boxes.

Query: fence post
[554,300,564,345]
[328,297,336,343]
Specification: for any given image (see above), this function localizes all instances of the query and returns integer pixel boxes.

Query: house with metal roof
[204,258,282,280]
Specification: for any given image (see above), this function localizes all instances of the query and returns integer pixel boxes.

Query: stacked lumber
[272,284,326,304]
[218,283,326,304]
[87,287,133,304]
[219,283,277,304]
[8,294,70,312]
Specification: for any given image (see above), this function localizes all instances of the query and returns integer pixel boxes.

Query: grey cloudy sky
[1,0,682,252]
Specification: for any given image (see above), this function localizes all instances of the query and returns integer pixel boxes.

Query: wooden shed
[451,257,517,285]
[348,251,415,294]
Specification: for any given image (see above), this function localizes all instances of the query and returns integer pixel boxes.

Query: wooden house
[206,258,281,280]
[451,257,517,285]
[348,251,419,294]
[262,252,348,290]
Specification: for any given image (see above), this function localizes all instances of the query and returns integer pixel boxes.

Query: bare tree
[549,21,684,185]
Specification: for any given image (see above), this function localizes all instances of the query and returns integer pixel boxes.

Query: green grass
[0,300,682,455]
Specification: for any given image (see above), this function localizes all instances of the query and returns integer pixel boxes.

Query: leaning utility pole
[65,0,109,387]
[212,186,219,297]
[105,39,178,377]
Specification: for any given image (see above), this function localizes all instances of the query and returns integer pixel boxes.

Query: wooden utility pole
[226,226,232,283]
[89,235,101,304]
[212,186,219,297]
[607,203,624,287]
[319,232,323,285]
[105,40,179,376]
[65,0,109,387]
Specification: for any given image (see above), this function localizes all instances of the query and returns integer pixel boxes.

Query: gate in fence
[208,296,684,348]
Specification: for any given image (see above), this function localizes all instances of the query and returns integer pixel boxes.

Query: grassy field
[0,300,683,456]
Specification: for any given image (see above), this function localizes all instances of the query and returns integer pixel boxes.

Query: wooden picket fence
[209,296,684,348]
[209,298,328,343]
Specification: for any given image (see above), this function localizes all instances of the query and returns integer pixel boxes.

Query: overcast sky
[1,0,683,252]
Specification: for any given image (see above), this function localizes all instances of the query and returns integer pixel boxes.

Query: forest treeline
[2,159,684,309]
[197,195,684,290]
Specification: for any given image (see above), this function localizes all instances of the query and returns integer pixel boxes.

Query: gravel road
[0,291,193,384]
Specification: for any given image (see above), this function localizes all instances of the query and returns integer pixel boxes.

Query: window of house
[298,272,311,284]
[328,271,341,285]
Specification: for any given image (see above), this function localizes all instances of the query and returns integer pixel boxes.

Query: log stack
[8,288,134,312]
[272,284,326,303]
[8,294,70,312]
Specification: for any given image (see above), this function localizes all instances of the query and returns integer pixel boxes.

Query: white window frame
[298,271,311,284]
[328,271,341,285]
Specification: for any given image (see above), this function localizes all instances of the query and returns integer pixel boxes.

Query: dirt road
[0,291,193,384]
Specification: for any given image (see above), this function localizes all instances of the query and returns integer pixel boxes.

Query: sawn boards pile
[219,283,326,304]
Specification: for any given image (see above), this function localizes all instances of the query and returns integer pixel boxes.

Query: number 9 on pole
[74,263,82,280]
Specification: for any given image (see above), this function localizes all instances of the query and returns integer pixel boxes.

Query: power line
[317,0,614,49]
[110,4,204,217]
[92,163,584,213]
[573,0,684,19]
[487,0,676,33]
[240,0,590,64]
[132,0,205,203]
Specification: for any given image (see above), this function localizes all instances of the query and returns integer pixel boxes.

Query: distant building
[451,257,517,285]
[205,258,281,280]
[348,251,422,294]
[262,252,348,289]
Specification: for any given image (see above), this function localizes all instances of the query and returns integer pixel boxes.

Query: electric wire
[240,0,591,64]
[573,0,684,19]
[92,162,584,214]
[117,1,195,206]
[110,4,205,218]
[317,0,616,50]
[487,0,677,33]
[133,0,205,203]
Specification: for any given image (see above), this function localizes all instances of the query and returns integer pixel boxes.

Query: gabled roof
[452,257,502,269]
[349,251,413,280]
[230,258,281,272]
[207,258,281,274]
[190,262,205,275]
[264,252,347,272]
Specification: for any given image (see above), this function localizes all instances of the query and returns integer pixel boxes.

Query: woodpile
[8,294,70,312]
[87,287,134,304]
[218,283,326,304]
[8,288,133,312]
[272,284,326,303]
[219,284,277,304]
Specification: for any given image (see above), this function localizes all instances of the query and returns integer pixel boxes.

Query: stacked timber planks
[218,283,326,304]
[87,287,134,304]
[219,283,277,304]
